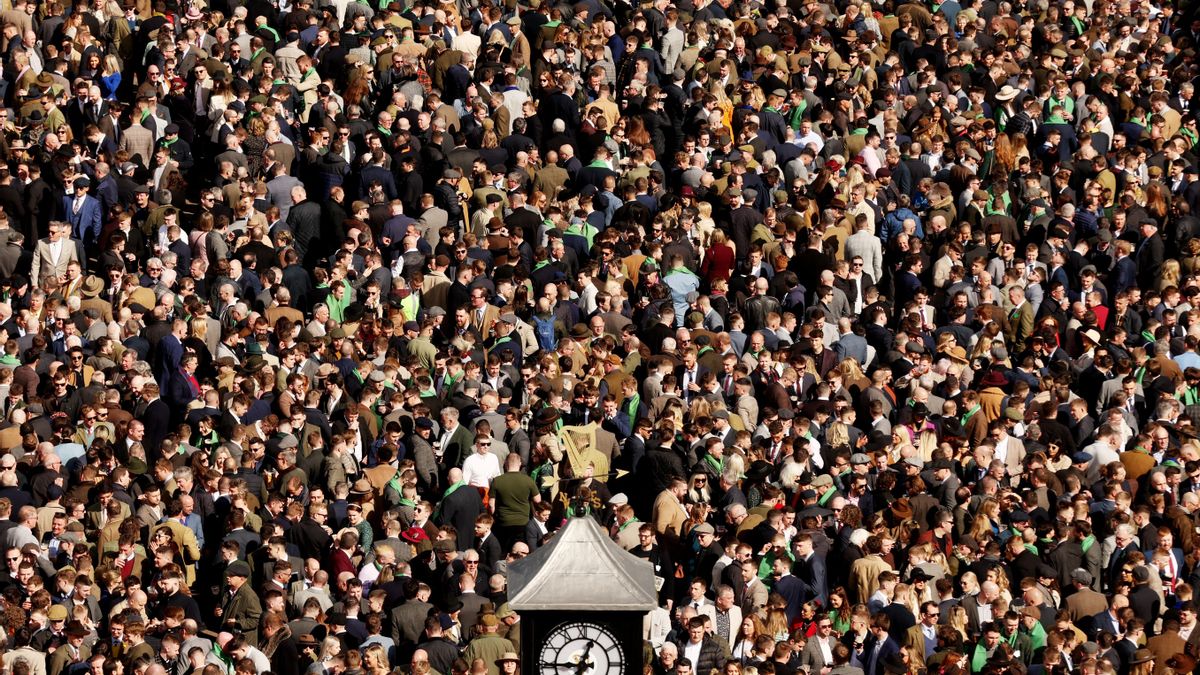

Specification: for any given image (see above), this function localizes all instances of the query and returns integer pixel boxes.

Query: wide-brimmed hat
[533,406,560,428]
[746,459,774,481]
[995,85,1021,101]
[1129,650,1154,665]
[1167,653,1197,672]
[941,343,967,364]
[978,370,1009,388]
[495,652,520,665]
[80,275,103,298]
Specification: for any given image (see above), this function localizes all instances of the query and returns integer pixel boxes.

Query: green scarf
[566,221,597,248]
[587,158,610,168]
[212,644,234,670]
[441,480,466,500]
[1081,534,1096,553]
[961,404,981,425]
[664,266,699,279]
[387,467,405,496]
[251,47,265,61]
[788,103,807,129]
[533,260,552,272]
[530,460,554,489]
[623,394,640,420]
[818,487,836,506]
[703,453,722,474]
[433,480,467,520]
[1022,622,1046,651]
[970,642,990,673]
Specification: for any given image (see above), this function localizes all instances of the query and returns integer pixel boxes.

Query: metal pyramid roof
[508,516,658,611]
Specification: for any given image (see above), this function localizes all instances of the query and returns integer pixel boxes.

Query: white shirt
[683,641,702,670]
[462,451,501,488]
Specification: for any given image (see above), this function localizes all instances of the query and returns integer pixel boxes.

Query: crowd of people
[0,0,1194,672]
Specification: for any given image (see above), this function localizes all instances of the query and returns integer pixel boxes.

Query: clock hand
[575,641,595,675]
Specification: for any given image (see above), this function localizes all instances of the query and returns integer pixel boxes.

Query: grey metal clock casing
[508,518,657,675]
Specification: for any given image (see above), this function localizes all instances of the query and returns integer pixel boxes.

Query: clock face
[538,621,625,675]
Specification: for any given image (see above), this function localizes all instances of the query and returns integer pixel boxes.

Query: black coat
[437,485,483,548]
[270,635,302,675]
[285,517,332,560]
[286,200,323,265]
[140,398,170,455]
[1128,585,1161,635]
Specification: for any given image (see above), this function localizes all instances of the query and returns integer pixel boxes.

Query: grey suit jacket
[844,230,883,282]
[799,635,840,671]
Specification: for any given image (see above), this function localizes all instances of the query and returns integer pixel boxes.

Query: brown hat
[1129,650,1154,665]
[81,275,104,298]
[1167,653,1197,672]
[890,498,913,520]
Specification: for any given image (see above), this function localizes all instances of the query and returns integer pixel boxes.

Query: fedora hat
[349,479,373,496]
[80,275,104,298]
[495,653,520,666]
[533,406,560,428]
[746,459,774,481]
[978,369,1009,388]
[890,498,914,520]
[1129,650,1154,665]
[1081,328,1102,346]
[1167,653,1196,672]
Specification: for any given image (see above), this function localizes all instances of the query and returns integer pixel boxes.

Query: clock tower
[508,516,657,675]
